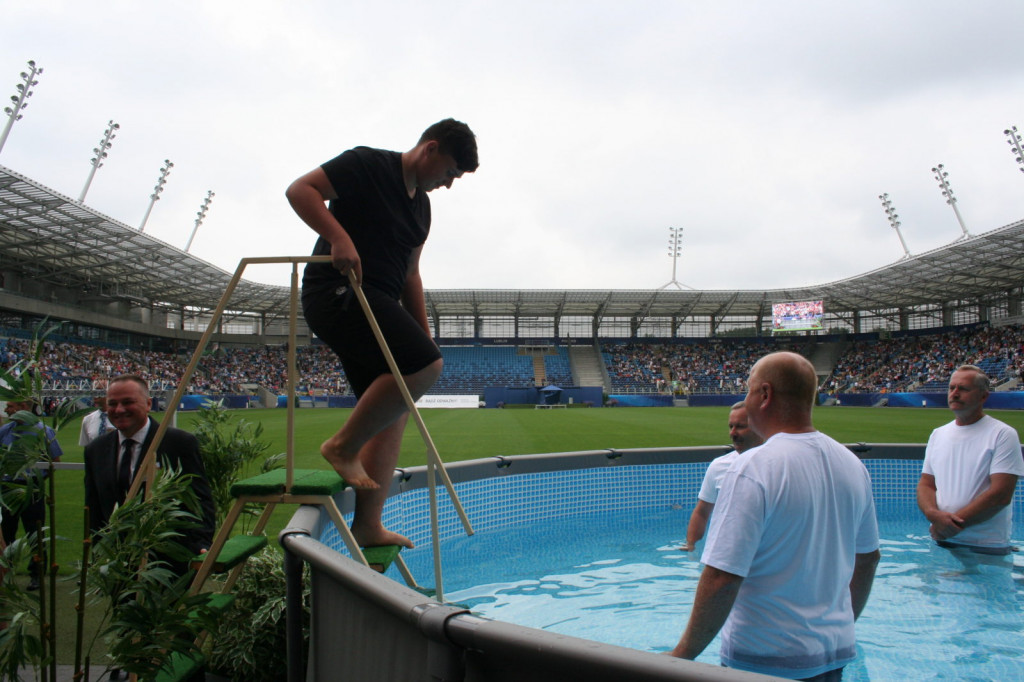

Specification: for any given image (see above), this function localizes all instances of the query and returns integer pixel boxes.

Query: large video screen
[771,300,824,333]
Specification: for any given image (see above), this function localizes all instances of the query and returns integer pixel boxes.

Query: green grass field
[48,403,1024,559]
[30,404,1024,662]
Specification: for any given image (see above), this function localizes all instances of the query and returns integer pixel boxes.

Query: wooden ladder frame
[124,256,472,602]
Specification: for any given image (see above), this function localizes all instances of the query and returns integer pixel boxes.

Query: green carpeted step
[150,650,205,682]
[191,535,268,572]
[229,468,347,498]
[200,592,237,617]
[362,545,401,573]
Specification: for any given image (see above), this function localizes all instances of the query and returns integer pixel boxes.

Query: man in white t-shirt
[669,352,880,681]
[683,401,764,552]
[917,364,1024,554]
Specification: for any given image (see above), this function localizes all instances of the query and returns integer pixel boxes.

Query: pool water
[406,509,1024,681]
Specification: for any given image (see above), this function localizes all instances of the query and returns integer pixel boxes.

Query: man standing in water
[287,119,478,549]
[917,364,1024,554]
[683,401,764,551]
[670,352,880,681]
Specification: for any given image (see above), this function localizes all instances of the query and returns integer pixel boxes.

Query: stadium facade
[2,163,1024,350]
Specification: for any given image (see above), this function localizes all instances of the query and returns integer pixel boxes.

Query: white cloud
[2,0,1023,291]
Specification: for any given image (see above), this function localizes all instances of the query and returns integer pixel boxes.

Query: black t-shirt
[302,147,431,300]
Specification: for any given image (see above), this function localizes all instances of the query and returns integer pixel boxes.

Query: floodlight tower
[139,159,174,232]
[185,190,215,252]
[879,193,910,258]
[1004,126,1024,176]
[79,119,120,203]
[931,163,970,239]
[658,226,690,290]
[0,59,43,157]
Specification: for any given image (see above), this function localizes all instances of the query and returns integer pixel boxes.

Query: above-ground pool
[318,446,1024,681]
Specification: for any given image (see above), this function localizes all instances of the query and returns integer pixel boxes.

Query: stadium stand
[431,346,534,394]
[4,160,1024,408]
[543,347,575,387]
[824,323,1024,394]
[4,322,1024,403]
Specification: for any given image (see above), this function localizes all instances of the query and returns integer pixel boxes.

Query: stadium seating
[4,321,1022,401]
[543,347,574,387]
[430,346,534,394]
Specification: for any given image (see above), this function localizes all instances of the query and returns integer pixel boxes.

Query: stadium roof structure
[2,163,1023,327]
[0,164,288,320]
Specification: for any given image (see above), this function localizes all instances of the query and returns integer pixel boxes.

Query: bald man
[670,352,880,682]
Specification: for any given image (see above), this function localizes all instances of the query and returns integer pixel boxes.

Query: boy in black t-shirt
[286,119,478,549]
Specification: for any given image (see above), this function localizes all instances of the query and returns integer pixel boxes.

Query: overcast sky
[2,1,1023,291]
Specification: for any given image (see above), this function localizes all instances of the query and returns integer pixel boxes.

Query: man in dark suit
[83,374,215,566]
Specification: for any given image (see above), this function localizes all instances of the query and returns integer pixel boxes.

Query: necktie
[118,439,134,499]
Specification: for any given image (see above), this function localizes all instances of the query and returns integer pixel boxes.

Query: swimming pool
[315,446,1024,681]
[419,513,1023,680]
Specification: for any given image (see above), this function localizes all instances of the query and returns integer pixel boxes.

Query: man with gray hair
[683,401,764,552]
[917,364,1024,554]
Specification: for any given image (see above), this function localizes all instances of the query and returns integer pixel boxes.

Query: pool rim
[281,442,970,682]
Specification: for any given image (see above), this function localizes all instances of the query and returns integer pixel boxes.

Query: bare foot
[321,440,379,489]
[353,524,415,549]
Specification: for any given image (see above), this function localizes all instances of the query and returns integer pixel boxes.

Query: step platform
[152,650,205,682]
[229,468,347,497]
[190,534,268,573]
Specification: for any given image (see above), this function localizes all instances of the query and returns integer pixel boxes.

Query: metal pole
[139,159,173,232]
[879,193,910,258]
[0,60,42,157]
[931,164,970,238]
[184,190,215,251]
[1005,126,1024,176]
[283,540,306,682]
[79,120,119,203]
[659,226,692,290]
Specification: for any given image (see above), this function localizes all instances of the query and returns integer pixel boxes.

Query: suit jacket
[83,417,216,554]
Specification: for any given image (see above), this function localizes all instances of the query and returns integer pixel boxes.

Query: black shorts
[302,283,441,398]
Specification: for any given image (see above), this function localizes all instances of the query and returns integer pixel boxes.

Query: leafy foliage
[0,322,219,680]
[85,465,219,679]
[191,401,276,523]
[208,547,309,682]
[0,322,85,679]
[0,536,46,680]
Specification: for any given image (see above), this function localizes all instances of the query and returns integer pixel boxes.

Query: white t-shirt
[702,431,879,679]
[922,415,1024,548]
[696,450,740,504]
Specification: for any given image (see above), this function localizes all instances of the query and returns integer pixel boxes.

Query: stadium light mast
[931,163,970,239]
[78,119,120,203]
[658,226,693,290]
[1004,126,1024,176]
[185,190,215,252]
[0,59,43,157]
[139,159,174,232]
[879,193,910,258]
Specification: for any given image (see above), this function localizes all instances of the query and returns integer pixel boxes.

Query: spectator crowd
[0,338,348,397]
[824,324,1024,394]
[2,322,1023,398]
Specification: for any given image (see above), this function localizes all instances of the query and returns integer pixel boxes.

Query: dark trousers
[802,667,843,682]
[724,665,843,681]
